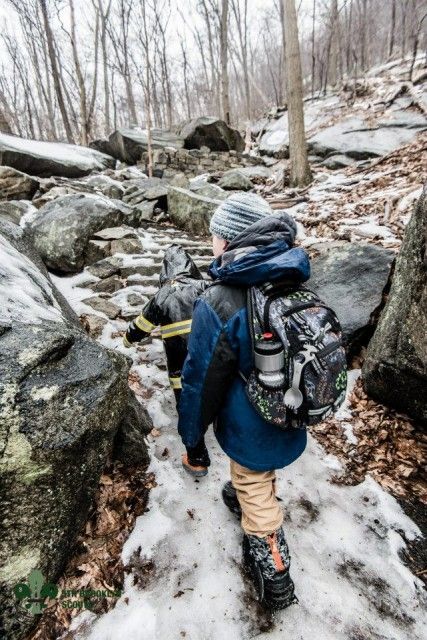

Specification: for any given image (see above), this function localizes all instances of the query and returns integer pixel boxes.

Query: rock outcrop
[167,185,226,235]
[27,194,134,273]
[308,115,426,161]
[91,129,184,164]
[0,166,40,200]
[363,187,427,426]
[309,243,395,355]
[0,219,151,640]
[0,132,115,178]
[180,117,245,152]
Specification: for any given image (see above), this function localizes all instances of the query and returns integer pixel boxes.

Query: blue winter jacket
[177,213,310,471]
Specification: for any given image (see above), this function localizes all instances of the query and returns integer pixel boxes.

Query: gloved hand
[123,321,148,348]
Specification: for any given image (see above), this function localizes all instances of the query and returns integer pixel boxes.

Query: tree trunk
[40,0,74,143]
[98,0,112,136]
[282,0,312,187]
[220,0,230,124]
[329,0,339,86]
[389,0,397,57]
[0,104,12,134]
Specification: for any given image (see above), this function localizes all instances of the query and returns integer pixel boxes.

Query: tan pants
[230,459,283,537]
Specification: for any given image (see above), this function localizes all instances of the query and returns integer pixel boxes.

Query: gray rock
[82,296,121,319]
[113,390,152,466]
[110,237,142,255]
[363,187,427,426]
[0,131,115,178]
[85,239,111,265]
[27,194,133,273]
[308,116,427,160]
[131,201,156,224]
[320,154,357,169]
[218,169,253,191]
[93,226,137,241]
[190,182,228,201]
[309,243,394,354]
[237,165,272,181]
[0,219,148,640]
[180,117,245,152]
[92,129,184,164]
[167,186,224,235]
[86,257,122,279]
[122,178,169,207]
[84,174,125,199]
[127,292,144,306]
[259,117,289,158]
[79,312,108,338]
[0,166,40,200]
[0,200,36,225]
[91,275,124,294]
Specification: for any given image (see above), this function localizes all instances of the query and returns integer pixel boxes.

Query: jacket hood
[208,212,310,286]
[160,244,203,285]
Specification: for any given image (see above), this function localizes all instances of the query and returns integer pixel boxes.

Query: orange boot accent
[267,532,286,572]
[181,453,208,478]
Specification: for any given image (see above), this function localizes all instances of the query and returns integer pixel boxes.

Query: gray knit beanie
[209,192,272,242]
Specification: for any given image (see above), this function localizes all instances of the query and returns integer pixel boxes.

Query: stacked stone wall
[139,147,264,175]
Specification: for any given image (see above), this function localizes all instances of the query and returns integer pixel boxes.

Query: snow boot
[222,481,242,517]
[181,453,209,477]
[242,527,297,611]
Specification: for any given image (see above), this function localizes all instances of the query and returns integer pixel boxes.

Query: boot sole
[242,536,297,611]
[182,462,208,478]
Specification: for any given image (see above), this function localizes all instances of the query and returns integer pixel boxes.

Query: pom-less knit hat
[209,192,272,242]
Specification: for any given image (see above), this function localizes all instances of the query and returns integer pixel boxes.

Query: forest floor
[28,98,427,640]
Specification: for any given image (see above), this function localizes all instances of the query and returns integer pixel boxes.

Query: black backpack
[240,282,347,429]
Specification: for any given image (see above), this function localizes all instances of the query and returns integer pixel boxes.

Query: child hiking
[177,192,346,610]
[123,244,211,476]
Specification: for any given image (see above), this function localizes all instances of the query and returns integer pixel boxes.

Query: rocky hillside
[0,55,426,640]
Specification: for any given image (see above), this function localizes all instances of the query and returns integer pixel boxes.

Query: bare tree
[220,0,231,123]
[282,0,312,187]
[40,0,74,142]
[230,0,251,120]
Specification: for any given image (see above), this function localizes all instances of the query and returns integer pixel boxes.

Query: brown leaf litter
[312,378,427,504]
[26,462,154,640]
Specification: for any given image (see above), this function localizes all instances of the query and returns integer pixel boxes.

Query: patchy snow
[0,234,63,324]
[0,131,113,168]
[60,319,426,640]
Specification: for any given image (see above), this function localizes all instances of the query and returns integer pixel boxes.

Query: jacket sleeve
[178,297,238,448]
[124,294,162,346]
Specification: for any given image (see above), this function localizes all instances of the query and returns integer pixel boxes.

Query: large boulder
[308,116,427,161]
[91,128,184,164]
[308,243,394,355]
[363,187,427,426]
[167,185,226,235]
[27,194,134,273]
[0,219,151,640]
[218,169,253,191]
[0,132,115,178]
[0,166,39,201]
[180,117,245,152]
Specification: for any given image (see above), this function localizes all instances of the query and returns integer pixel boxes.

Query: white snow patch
[0,131,112,169]
[0,235,63,324]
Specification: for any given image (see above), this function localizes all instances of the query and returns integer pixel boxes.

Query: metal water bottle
[254,332,285,389]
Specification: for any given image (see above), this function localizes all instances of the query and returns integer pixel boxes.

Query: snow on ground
[54,307,426,640]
